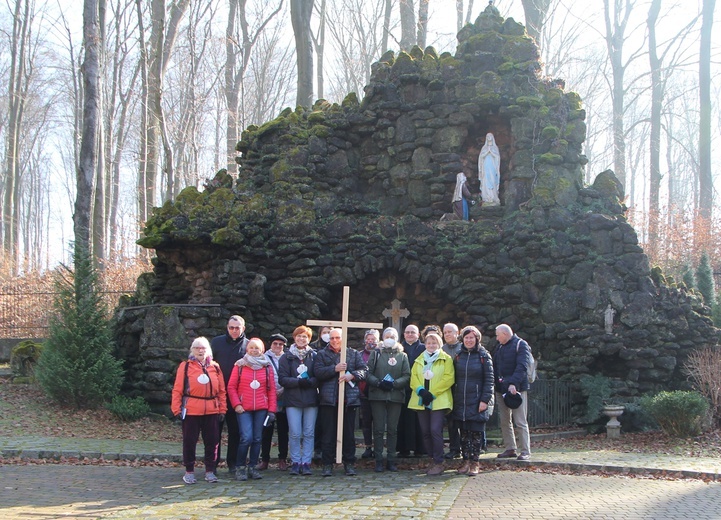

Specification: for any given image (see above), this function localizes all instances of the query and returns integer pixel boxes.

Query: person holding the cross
[315,327,367,477]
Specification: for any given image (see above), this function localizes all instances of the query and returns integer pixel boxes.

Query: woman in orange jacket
[227,337,278,481]
[171,337,227,484]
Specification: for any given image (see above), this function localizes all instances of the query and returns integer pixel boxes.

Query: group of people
[170,315,533,484]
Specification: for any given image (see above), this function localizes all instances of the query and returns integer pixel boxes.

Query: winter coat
[278,347,319,408]
[366,344,411,403]
[227,361,278,413]
[171,360,227,417]
[452,345,495,423]
[314,346,367,407]
[408,350,455,412]
[266,350,285,409]
[442,341,462,359]
[211,333,249,389]
[492,334,530,393]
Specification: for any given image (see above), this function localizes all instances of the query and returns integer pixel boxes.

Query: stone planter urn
[602,404,624,439]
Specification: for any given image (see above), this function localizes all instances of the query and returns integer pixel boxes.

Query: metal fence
[487,377,573,429]
[0,287,132,339]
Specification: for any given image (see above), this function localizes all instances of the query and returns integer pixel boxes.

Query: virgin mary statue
[478,132,501,206]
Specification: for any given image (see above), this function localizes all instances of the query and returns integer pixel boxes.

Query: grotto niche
[116,4,720,416]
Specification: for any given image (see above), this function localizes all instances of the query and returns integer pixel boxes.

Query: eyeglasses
[228,326,241,330]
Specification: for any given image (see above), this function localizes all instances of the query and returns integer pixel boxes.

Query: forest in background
[0,0,719,286]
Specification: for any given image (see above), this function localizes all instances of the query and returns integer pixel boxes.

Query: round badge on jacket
[388,357,397,366]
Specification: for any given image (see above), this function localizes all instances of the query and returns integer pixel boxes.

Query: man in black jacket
[314,328,367,477]
[442,323,463,459]
[211,315,249,473]
[493,324,531,461]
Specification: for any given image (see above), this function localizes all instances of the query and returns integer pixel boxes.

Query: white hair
[382,327,399,340]
[496,324,513,336]
[189,336,213,359]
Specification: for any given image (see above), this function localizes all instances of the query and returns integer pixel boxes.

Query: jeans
[236,409,266,468]
[286,406,318,465]
[496,390,531,454]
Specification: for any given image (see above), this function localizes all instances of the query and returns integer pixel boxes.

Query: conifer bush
[35,246,124,409]
[696,252,716,306]
[640,390,708,437]
[106,395,151,421]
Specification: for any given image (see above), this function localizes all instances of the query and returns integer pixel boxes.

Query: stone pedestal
[602,405,624,439]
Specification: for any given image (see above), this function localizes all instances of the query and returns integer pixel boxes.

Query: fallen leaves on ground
[0,379,182,443]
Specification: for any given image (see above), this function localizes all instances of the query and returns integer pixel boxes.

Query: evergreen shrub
[35,246,124,409]
[106,395,151,422]
[640,390,708,437]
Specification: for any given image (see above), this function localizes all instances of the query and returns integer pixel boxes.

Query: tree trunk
[382,0,392,53]
[3,0,31,273]
[417,0,429,49]
[603,0,632,192]
[647,0,662,257]
[456,0,463,33]
[76,0,102,256]
[314,0,326,99]
[698,0,715,221]
[225,0,284,173]
[399,0,415,51]
[521,0,551,45]
[290,0,314,108]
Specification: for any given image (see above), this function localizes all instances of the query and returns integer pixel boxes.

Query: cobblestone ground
[455,469,721,520]
[2,464,721,520]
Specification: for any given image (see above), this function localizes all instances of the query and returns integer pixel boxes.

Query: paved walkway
[1,436,720,519]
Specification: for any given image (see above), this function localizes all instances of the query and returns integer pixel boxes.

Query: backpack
[516,341,537,384]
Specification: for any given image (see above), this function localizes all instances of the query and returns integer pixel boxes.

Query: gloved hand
[218,414,225,423]
[266,412,276,424]
[299,378,314,388]
[378,380,394,391]
[418,388,435,407]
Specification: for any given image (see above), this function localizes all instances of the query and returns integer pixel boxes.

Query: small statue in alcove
[451,159,475,221]
[478,132,501,206]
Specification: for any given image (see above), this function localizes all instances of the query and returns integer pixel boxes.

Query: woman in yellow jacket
[408,332,455,476]
[171,337,227,485]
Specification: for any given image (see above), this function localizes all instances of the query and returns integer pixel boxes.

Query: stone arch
[318,267,475,347]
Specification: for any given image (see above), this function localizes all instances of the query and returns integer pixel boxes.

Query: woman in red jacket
[171,337,227,485]
[227,337,277,481]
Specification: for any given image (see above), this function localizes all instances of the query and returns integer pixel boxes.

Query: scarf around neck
[238,353,270,370]
[290,344,311,360]
[423,350,440,365]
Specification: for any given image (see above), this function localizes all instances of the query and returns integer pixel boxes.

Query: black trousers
[217,399,240,469]
[319,405,357,465]
[261,410,289,462]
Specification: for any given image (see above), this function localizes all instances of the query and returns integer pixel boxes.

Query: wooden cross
[307,286,382,463]
[382,298,410,335]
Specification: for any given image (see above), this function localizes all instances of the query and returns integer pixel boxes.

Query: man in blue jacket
[493,324,531,461]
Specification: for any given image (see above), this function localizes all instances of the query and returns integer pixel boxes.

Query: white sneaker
[204,472,218,483]
[183,472,197,484]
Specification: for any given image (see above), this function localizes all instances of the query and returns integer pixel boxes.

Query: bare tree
[602,0,639,192]
[312,0,326,99]
[399,0,415,50]
[136,0,189,223]
[290,0,314,108]
[3,0,33,272]
[225,0,283,174]
[698,0,716,221]
[417,0,429,49]
[521,0,551,45]
[381,0,392,52]
[76,0,104,256]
